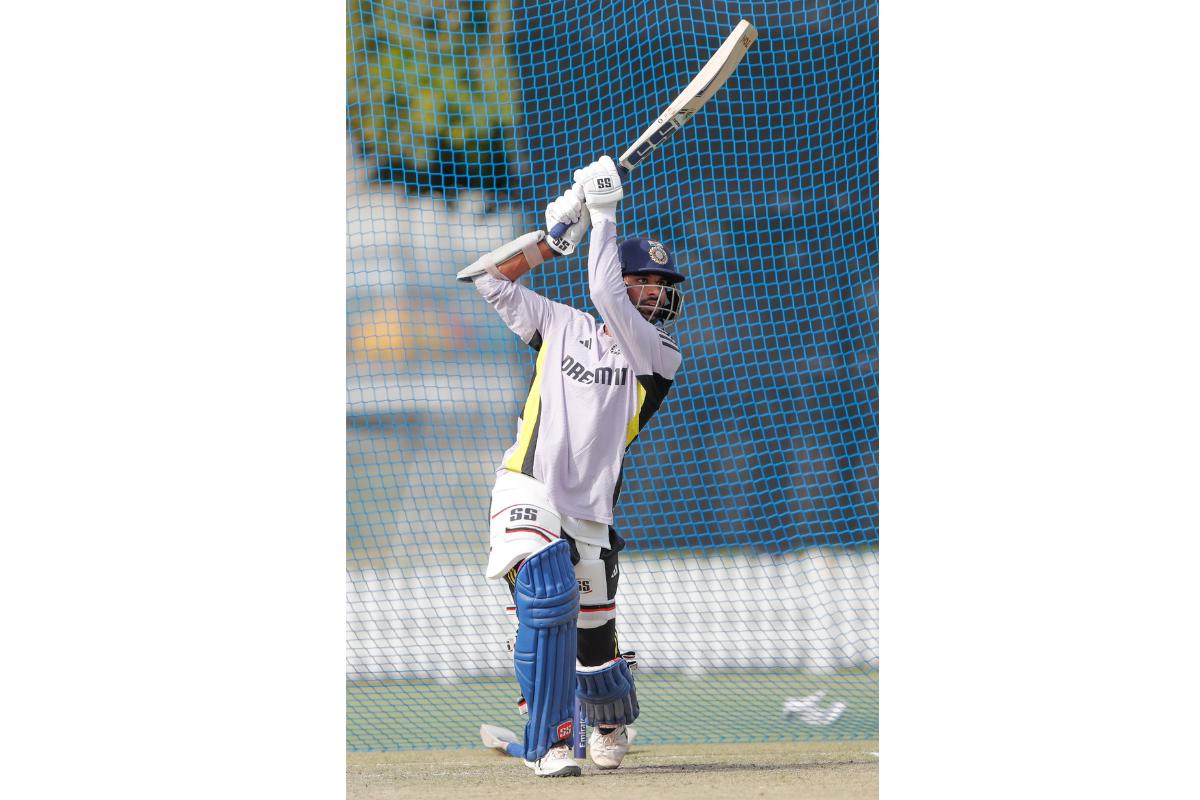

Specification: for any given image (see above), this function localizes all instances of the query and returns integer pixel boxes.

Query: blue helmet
[616,237,686,328]
[617,238,686,284]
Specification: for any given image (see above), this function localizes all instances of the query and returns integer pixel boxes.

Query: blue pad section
[513,539,579,762]
[576,656,639,726]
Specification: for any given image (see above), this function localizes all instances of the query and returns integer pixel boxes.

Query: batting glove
[545,186,590,255]
[573,155,624,221]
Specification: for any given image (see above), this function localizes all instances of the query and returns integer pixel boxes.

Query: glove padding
[544,186,590,256]
[572,155,624,218]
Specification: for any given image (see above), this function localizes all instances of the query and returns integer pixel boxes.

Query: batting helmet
[617,237,686,328]
[617,238,686,284]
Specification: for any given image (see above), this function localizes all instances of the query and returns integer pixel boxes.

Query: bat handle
[547,165,631,239]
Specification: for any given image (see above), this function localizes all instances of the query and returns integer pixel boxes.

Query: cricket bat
[494,20,758,277]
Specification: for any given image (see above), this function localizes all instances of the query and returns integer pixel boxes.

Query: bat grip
[548,165,631,239]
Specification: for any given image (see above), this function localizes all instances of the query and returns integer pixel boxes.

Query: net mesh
[347,0,878,750]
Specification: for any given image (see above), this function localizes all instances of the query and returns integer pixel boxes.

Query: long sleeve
[587,218,682,381]
[474,272,564,349]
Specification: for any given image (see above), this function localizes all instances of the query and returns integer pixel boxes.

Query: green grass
[348,669,878,751]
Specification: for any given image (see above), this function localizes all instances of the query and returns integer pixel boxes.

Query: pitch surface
[347,741,878,800]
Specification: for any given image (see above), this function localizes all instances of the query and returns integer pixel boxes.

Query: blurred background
[347,0,878,750]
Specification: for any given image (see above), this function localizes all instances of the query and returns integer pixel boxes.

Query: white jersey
[474,218,682,526]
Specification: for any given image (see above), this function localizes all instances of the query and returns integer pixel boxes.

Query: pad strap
[576,656,639,726]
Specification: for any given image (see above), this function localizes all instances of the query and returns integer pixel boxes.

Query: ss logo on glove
[597,177,612,189]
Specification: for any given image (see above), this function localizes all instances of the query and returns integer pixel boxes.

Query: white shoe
[524,742,581,778]
[589,725,631,769]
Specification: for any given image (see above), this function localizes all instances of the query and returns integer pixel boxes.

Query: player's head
[618,238,686,328]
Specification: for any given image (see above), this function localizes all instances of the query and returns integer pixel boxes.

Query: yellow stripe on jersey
[624,381,648,447]
[504,344,550,473]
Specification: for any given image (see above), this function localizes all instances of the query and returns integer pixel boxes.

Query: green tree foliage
[348,0,518,192]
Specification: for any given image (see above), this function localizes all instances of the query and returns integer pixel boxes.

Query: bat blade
[618,19,758,171]
[546,20,757,239]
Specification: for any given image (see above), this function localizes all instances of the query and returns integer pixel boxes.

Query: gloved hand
[572,155,624,221]
[544,186,590,255]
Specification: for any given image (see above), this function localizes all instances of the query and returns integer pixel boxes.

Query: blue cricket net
[347,0,877,750]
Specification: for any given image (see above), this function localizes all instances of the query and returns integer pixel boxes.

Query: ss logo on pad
[509,507,538,522]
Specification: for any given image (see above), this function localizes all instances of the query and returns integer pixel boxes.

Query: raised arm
[471,271,562,349]
[456,188,591,284]
[457,188,595,347]
[586,220,671,376]
[575,157,681,380]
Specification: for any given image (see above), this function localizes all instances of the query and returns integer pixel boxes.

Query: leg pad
[514,540,579,762]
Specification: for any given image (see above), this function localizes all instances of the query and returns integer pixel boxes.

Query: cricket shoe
[589,724,632,769]
[524,741,581,778]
